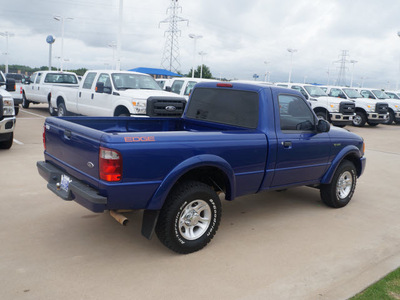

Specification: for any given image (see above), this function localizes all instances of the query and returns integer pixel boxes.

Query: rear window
[186,88,259,128]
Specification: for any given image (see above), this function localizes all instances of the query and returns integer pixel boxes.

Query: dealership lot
[1,104,400,300]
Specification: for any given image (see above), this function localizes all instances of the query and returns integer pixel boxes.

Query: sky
[1,0,400,89]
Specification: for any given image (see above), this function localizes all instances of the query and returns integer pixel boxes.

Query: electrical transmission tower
[335,50,349,86]
[159,0,188,73]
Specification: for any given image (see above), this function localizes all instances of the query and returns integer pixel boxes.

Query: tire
[352,111,366,127]
[383,111,394,125]
[155,181,221,254]
[367,122,379,127]
[316,111,329,121]
[57,102,68,117]
[48,101,56,116]
[320,160,357,208]
[14,106,19,116]
[22,93,30,109]
[0,132,13,150]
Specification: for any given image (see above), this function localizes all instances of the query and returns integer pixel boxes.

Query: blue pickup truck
[37,82,366,254]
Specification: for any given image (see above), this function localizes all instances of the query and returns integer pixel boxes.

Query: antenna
[159,0,189,73]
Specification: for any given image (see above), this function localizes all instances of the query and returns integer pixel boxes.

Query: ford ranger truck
[37,82,366,254]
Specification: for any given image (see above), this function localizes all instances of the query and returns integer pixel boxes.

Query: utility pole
[287,48,297,83]
[53,16,73,71]
[116,0,123,71]
[159,0,189,73]
[335,50,349,86]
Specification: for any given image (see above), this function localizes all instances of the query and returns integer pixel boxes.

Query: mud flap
[141,210,160,240]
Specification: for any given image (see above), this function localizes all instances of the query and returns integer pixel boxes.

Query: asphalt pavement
[1,104,400,300]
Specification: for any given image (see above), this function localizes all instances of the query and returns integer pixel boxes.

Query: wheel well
[342,155,362,177]
[173,166,231,200]
[56,96,65,107]
[114,106,130,116]
[314,107,328,114]
[355,107,366,114]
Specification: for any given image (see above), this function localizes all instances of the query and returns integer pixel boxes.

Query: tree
[186,65,213,79]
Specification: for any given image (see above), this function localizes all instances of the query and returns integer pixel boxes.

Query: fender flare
[145,154,236,210]
[321,145,362,184]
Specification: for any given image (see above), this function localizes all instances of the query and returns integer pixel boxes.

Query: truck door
[270,93,331,187]
[84,73,113,116]
[27,72,39,101]
[77,72,97,115]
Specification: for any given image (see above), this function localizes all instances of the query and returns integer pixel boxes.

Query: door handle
[282,141,292,148]
[91,93,94,99]
[64,130,72,139]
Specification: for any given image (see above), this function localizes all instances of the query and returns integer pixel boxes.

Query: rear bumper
[37,161,107,212]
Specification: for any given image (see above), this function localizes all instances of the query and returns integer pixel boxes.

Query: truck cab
[321,86,389,127]
[276,83,355,127]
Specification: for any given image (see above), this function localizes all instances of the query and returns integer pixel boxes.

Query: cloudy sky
[1,0,400,88]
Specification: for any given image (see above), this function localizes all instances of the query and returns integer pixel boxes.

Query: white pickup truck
[321,86,389,127]
[22,71,79,114]
[164,77,218,100]
[0,78,16,149]
[276,83,355,127]
[356,88,400,125]
[50,70,186,117]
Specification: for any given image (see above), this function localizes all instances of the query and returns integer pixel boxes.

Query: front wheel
[316,111,329,122]
[352,111,366,127]
[383,111,394,125]
[320,160,357,208]
[0,132,13,149]
[155,181,221,254]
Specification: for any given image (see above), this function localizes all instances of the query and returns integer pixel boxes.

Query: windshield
[304,85,328,97]
[372,90,390,99]
[343,88,362,99]
[112,73,161,91]
[385,92,400,100]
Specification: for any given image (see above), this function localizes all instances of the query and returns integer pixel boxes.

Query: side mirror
[5,79,16,92]
[316,119,330,133]
[165,86,172,92]
[95,82,104,93]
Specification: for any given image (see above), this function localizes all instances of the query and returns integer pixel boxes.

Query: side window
[330,88,342,97]
[82,72,97,89]
[30,73,37,83]
[278,94,315,131]
[184,81,197,96]
[360,90,374,99]
[291,85,308,99]
[35,73,42,84]
[97,73,111,89]
[171,80,184,94]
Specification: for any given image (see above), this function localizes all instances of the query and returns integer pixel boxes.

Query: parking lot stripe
[13,139,24,145]
[19,110,46,119]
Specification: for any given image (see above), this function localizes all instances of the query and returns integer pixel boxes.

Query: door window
[82,72,97,89]
[278,94,315,131]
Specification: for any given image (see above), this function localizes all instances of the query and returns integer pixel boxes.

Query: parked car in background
[357,88,400,125]
[22,71,79,114]
[155,78,173,89]
[2,72,23,115]
[321,86,389,127]
[0,77,16,149]
[276,83,355,127]
[165,77,218,100]
[50,70,186,117]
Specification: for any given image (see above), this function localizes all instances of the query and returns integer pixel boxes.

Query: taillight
[19,86,23,94]
[217,83,233,88]
[99,147,122,182]
[43,125,46,150]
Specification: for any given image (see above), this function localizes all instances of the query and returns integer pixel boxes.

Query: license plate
[60,174,71,192]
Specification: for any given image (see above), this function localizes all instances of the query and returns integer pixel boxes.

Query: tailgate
[44,117,105,187]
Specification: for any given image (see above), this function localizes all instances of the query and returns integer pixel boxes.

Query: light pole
[199,51,207,78]
[108,41,117,70]
[397,31,400,90]
[287,48,297,83]
[264,61,270,82]
[350,60,358,87]
[189,34,202,78]
[0,31,14,73]
[53,15,73,71]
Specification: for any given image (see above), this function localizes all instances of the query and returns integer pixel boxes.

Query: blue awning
[128,67,182,77]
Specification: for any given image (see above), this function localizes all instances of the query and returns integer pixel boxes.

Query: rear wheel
[14,106,19,115]
[22,93,30,109]
[48,101,56,116]
[57,102,68,117]
[320,160,357,208]
[156,181,221,254]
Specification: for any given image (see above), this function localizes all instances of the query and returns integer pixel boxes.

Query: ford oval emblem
[165,105,177,111]
[87,162,95,168]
